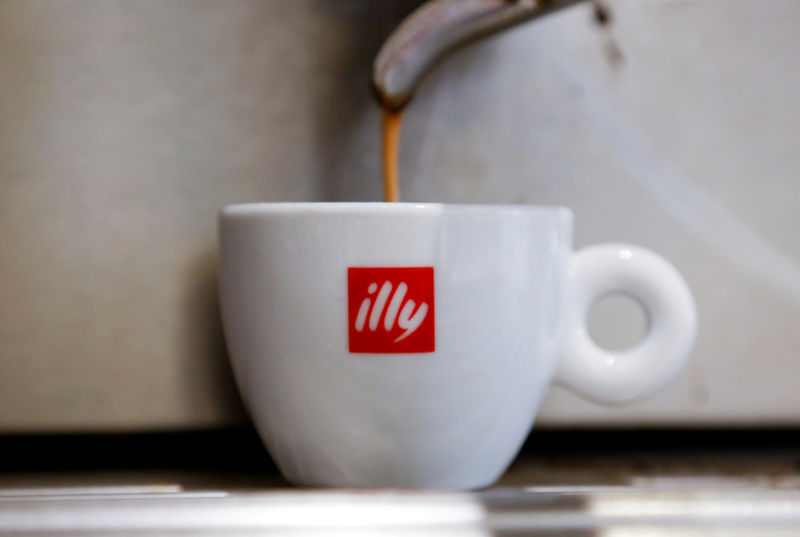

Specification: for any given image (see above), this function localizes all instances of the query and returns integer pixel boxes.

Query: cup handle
[555,244,697,405]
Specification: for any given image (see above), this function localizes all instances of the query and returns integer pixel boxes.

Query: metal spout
[373,0,588,109]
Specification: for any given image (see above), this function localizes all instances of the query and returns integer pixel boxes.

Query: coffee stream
[381,108,402,202]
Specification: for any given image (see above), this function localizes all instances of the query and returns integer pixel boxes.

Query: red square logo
[347,267,435,353]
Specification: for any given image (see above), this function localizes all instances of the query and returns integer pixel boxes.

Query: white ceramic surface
[218,203,696,488]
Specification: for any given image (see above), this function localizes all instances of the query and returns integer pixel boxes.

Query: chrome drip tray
[3,464,800,536]
[2,484,800,535]
[4,430,800,535]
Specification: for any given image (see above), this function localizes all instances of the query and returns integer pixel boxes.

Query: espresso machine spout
[373,0,590,109]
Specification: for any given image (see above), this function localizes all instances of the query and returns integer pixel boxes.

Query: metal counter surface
[3,430,800,535]
[3,470,800,535]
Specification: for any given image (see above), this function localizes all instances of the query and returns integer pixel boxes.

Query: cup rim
[220,202,573,220]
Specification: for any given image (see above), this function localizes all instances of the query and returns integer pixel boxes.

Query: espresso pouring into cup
[375,0,590,202]
[219,0,697,488]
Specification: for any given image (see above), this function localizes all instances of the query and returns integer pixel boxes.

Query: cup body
[219,202,573,488]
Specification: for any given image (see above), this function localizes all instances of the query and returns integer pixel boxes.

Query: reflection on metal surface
[0,485,183,498]
[0,491,488,535]
[2,486,800,535]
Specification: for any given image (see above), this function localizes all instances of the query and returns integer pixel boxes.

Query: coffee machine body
[0,0,798,431]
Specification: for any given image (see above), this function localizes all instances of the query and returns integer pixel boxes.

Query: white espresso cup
[219,203,696,488]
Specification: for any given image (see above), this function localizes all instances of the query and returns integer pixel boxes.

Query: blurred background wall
[0,0,798,431]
